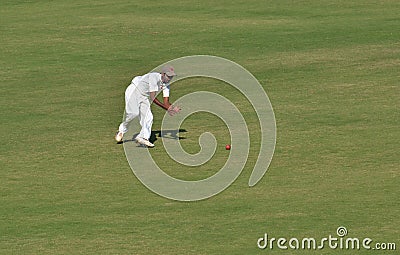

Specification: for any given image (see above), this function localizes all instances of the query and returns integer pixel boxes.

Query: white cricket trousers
[118,83,153,140]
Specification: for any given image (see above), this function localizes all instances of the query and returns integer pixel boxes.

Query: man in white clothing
[115,65,181,147]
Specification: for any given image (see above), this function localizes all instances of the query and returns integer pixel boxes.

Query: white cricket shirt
[131,72,170,97]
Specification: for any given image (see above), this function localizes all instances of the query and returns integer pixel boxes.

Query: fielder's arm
[150,91,181,116]
[150,91,171,110]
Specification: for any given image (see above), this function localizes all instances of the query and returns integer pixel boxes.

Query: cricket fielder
[115,65,181,147]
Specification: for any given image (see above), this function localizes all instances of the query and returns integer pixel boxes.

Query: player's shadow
[150,129,187,143]
[119,129,187,145]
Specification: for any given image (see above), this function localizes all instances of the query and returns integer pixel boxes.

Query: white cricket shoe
[135,137,155,148]
[115,131,124,143]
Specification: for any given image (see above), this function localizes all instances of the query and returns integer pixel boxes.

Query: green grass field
[1,0,399,254]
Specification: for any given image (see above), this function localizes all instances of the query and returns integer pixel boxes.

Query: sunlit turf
[1,0,399,254]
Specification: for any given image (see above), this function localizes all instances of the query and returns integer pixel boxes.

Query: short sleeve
[162,85,170,97]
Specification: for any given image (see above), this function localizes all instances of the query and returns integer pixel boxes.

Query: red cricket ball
[225,144,231,150]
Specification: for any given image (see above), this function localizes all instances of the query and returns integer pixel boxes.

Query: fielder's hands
[168,105,181,116]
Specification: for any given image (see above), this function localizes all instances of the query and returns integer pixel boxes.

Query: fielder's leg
[135,98,154,147]
[115,85,140,142]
